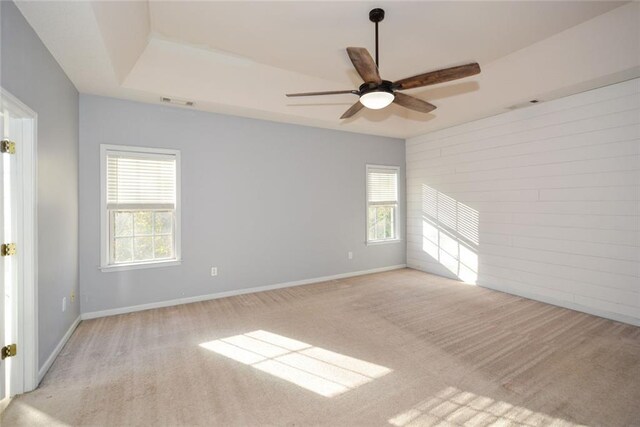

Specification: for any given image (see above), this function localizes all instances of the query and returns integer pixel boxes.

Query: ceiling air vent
[506,99,542,111]
[161,97,194,107]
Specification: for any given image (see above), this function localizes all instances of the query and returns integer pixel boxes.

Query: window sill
[366,239,403,246]
[100,259,181,273]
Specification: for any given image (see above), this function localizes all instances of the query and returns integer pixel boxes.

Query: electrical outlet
[211,267,218,276]
[62,297,67,312]
[348,251,353,260]
[71,291,75,303]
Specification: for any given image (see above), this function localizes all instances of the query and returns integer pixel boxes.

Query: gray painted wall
[1,1,80,369]
[79,95,405,314]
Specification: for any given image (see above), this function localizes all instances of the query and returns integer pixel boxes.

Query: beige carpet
[2,268,639,426]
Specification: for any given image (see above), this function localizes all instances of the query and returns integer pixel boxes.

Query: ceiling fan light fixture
[359,90,394,109]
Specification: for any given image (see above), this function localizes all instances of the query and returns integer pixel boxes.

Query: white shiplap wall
[406,78,640,325]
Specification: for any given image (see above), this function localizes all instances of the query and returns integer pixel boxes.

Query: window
[366,165,399,243]
[100,145,180,270]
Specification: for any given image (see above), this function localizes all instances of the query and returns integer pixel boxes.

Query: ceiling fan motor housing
[359,80,394,96]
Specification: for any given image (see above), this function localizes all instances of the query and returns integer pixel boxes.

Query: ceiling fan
[286,8,481,119]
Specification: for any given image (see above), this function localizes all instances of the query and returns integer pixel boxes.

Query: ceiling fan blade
[346,47,382,84]
[286,89,359,97]
[393,92,437,113]
[340,101,365,119]
[393,63,481,90]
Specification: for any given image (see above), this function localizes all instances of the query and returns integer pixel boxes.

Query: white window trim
[100,144,181,272]
[366,164,401,245]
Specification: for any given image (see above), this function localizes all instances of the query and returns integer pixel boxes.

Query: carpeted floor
[2,268,639,426]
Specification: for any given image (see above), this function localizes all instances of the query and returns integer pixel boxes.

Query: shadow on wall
[421,185,479,284]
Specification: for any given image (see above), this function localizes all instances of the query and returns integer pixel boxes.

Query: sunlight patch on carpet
[388,386,580,426]
[3,401,70,427]
[200,330,391,397]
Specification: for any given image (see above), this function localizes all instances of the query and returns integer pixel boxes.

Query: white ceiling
[15,1,640,138]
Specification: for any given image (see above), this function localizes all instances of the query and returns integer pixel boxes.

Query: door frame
[1,87,38,397]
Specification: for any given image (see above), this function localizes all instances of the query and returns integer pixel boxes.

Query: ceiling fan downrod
[369,8,385,68]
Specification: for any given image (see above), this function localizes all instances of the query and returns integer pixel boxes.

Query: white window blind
[366,165,399,243]
[367,167,398,204]
[101,145,181,270]
[106,152,176,210]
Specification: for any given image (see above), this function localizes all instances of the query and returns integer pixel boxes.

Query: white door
[0,104,5,402]
[0,90,38,404]
[1,104,23,402]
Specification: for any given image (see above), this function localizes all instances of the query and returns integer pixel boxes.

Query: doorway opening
[0,88,37,412]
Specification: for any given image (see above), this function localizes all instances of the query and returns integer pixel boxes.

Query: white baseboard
[477,281,640,327]
[81,264,407,320]
[409,265,640,327]
[38,316,81,385]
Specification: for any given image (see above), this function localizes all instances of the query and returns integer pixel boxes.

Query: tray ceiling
[15,1,639,138]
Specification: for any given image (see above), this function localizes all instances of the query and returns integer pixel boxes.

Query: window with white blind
[366,165,399,243]
[100,145,180,270]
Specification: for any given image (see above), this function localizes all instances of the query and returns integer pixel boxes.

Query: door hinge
[1,243,16,256]
[1,344,17,360]
[1,139,16,154]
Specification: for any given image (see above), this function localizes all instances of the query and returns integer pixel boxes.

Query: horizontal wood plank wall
[406,78,640,324]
